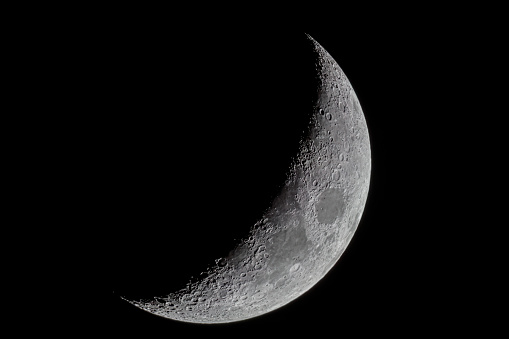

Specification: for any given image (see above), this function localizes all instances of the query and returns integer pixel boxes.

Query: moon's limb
[122,34,371,323]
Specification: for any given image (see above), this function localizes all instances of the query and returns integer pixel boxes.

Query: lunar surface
[121,34,371,323]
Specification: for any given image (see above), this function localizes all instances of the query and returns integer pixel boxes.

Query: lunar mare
[122,34,371,323]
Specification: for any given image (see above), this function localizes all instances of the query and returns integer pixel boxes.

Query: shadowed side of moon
[107,32,318,301]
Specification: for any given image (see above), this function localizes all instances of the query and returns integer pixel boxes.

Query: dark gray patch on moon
[315,188,344,224]
[265,215,309,279]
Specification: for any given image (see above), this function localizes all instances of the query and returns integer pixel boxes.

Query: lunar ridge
[122,34,371,324]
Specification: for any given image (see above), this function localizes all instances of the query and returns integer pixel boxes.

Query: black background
[10,4,504,336]
[63,16,500,337]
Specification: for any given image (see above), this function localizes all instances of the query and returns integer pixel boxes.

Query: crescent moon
[121,33,371,324]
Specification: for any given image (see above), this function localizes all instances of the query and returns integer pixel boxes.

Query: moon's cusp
[315,188,345,225]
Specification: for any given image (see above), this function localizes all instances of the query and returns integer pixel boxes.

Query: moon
[120,33,371,324]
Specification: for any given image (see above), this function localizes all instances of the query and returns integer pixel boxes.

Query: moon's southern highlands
[120,34,371,323]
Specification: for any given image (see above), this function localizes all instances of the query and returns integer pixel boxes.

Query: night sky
[93,19,496,336]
